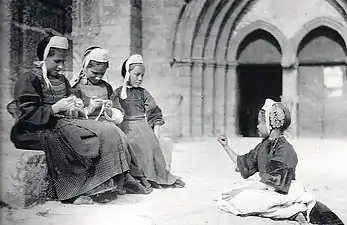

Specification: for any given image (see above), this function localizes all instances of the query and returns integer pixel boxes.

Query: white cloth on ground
[217,180,316,222]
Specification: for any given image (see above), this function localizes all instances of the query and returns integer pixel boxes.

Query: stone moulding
[171,0,347,67]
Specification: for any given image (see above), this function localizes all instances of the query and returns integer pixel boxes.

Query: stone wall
[141,0,184,139]
[130,0,142,55]
[1,0,13,142]
[71,0,132,88]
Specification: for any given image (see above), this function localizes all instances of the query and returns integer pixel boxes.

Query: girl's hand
[104,100,113,109]
[52,96,75,114]
[73,98,88,118]
[154,125,161,140]
[74,98,84,111]
[103,100,113,118]
[217,134,228,147]
[87,96,103,113]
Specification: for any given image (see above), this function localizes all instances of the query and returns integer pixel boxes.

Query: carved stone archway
[289,17,347,65]
[170,0,347,138]
[227,20,290,66]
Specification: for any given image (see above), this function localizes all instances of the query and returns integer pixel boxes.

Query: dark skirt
[33,118,129,200]
[91,116,148,180]
[309,201,344,225]
[119,118,179,186]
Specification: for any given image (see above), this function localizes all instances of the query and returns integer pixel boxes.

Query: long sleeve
[106,82,124,115]
[143,89,165,128]
[236,144,260,179]
[14,72,54,128]
[110,92,125,115]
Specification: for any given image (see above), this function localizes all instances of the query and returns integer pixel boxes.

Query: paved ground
[1,137,347,225]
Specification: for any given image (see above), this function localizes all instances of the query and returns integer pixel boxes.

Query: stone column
[281,66,299,138]
[225,64,238,137]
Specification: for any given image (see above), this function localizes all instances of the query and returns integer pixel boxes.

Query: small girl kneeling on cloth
[217,99,344,225]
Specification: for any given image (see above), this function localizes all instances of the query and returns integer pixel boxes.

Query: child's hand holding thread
[52,96,75,114]
[74,98,84,110]
[87,96,103,114]
[104,100,113,118]
[73,98,88,118]
[104,100,113,109]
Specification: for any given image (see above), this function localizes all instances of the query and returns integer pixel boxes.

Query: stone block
[1,147,49,208]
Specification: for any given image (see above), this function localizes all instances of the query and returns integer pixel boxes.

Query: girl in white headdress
[7,35,145,205]
[216,99,344,224]
[71,46,123,122]
[71,47,152,195]
[114,54,185,188]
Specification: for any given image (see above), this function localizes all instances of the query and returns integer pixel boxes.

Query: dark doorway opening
[237,64,283,137]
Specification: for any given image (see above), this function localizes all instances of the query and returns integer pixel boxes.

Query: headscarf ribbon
[120,54,144,100]
[70,47,109,87]
[34,36,68,88]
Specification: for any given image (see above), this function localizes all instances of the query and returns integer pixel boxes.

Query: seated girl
[71,46,152,194]
[114,54,185,188]
[217,99,344,225]
[7,35,145,204]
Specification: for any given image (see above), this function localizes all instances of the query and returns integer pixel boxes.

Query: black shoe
[139,177,152,189]
[89,187,118,204]
[115,189,126,195]
[148,181,163,189]
[124,180,153,195]
[173,179,185,188]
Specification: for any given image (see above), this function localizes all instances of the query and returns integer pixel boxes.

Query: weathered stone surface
[1,146,49,208]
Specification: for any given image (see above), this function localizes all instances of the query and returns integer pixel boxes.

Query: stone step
[1,145,49,208]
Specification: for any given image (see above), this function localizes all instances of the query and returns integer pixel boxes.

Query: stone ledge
[1,146,49,208]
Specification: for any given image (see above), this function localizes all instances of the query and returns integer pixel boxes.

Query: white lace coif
[261,98,276,134]
[34,36,69,88]
[120,54,144,100]
[82,48,109,72]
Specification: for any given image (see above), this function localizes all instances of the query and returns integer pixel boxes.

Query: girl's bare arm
[217,135,238,166]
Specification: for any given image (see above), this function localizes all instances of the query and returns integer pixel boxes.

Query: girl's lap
[58,118,125,139]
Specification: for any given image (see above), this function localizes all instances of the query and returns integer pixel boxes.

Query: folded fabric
[217,180,316,222]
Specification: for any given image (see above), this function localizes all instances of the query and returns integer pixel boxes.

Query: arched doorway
[236,30,283,137]
[297,26,347,138]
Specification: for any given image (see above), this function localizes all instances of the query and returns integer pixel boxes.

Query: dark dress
[114,86,179,186]
[237,136,344,224]
[237,136,298,194]
[8,68,130,201]
[72,80,150,182]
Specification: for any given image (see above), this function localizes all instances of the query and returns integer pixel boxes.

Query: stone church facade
[1,0,347,140]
